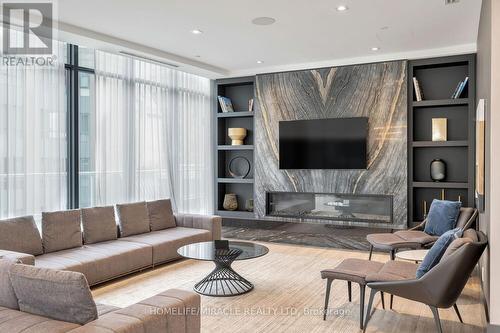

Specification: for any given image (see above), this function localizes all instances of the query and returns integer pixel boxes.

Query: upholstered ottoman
[321,258,385,329]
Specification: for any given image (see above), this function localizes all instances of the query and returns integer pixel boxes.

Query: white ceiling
[57,0,483,78]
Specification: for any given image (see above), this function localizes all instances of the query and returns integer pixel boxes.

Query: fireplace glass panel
[266,192,393,223]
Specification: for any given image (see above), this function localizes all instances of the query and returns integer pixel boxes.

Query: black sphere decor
[228,156,251,179]
[430,159,446,182]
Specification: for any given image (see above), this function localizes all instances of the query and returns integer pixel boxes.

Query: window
[0,42,213,219]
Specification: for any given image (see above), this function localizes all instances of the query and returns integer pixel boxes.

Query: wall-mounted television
[279,117,368,169]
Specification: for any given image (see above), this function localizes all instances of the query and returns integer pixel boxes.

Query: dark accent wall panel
[254,61,408,228]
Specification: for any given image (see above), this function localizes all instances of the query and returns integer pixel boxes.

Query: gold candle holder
[441,189,445,200]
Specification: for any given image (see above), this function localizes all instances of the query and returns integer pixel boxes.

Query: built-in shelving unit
[214,77,256,219]
[408,54,476,226]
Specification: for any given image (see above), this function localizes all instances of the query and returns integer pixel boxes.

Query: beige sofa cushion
[35,240,153,286]
[81,206,117,244]
[0,306,80,332]
[42,210,82,253]
[116,202,151,237]
[147,199,176,231]
[9,264,98,325]
[119,227,211,264]
[0,216,43,255]
[0,260,18,310]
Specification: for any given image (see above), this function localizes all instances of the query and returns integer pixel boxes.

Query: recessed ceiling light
[194,55,201,58]
[336,5,348,11]
[257,60,264,64]
[445,0,459,4]
[191,29,203,34]
[251,17,276,26]
[371,47,380,51]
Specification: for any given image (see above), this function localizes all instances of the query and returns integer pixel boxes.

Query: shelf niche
[408,54,475,225]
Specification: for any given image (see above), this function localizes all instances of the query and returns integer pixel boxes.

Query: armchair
[363,230,487,333]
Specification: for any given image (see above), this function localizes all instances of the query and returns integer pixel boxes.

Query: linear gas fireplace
[266,192,393,224]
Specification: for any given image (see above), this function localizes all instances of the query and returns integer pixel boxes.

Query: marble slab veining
[254,61,408,228]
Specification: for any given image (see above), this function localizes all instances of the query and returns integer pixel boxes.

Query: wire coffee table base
[193,248,253,297]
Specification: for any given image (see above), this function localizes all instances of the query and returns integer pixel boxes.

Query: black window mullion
[66,44,96,209]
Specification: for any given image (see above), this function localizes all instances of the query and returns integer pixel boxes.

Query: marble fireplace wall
[254,61,408,228]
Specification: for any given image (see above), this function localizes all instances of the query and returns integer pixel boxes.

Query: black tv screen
[279,117,368,169]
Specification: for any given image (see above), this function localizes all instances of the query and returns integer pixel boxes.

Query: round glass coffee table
[177,241,269,297]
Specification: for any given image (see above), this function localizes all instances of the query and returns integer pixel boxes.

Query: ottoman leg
[390,249,395,260]
[359,284,366,329]
[348,281,352,302]
[380,291,386,309]
[323,278,333,320]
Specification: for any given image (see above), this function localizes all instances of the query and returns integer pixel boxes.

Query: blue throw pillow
[424,200,461,236]
[416,228,462,278]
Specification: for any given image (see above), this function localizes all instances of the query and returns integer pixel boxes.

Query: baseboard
[487,324,500,333]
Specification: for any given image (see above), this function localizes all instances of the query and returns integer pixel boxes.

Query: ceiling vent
[119,51,179,68]
[445,0,459,4]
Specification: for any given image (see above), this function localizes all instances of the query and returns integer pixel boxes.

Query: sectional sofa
[0,199,222,286]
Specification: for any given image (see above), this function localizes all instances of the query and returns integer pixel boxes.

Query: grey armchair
[363,230,487,333]
[366,207,478,260]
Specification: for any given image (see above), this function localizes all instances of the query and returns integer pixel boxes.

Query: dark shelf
[215,210,254,219]
[217,178,254,184]
[412,98,469,107]
[412,141,468,147]
[217,111,254,118]
[412,182,469,189]
[217,145,254,151]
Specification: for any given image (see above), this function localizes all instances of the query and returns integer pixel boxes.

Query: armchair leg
[429,306,443,333]
[380,291,385,309]
[390,249,395,260]
[453,303,463,323]
[348,281,352,302]
[390,294,394,310]
[359,284,366,329]
[363,289,377,333]
[323,278,333,320]
[368,245,373,260]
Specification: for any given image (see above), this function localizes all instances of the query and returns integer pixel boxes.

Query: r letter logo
[2,2,53,54]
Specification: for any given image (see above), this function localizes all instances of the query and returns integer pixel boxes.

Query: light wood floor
[92,241,486,333]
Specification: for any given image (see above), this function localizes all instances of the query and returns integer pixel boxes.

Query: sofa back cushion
[0,260,19,309]
[9,264,98,325]
[424,200,461,236]
[147,199,176,231]
[81,206,118,244]
[42,210,82,253]
[116,202,150,237]
[0,216,43,256]
[416,228,460,278]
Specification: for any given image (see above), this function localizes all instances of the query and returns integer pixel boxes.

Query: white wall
[478,0,500,328]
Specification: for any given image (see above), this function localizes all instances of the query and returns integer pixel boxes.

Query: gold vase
[228,128,247,145]
[223,194,238,211]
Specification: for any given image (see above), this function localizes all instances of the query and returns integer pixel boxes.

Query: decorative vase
[430,159,446,182]
[245,199,254,212]
[228,128,247,145]
[223,194,238,211]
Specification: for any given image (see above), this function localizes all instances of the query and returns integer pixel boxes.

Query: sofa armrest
[69,289,200,333]
[0,249,35,265]
[174,213,222,240]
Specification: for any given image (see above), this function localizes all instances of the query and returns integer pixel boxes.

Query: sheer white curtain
[0,39,67,219]
[90,51,213,214]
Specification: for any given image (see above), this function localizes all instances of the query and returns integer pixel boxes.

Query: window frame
[65,44,95,209]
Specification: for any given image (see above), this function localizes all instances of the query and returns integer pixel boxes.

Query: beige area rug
[92,241,486,333]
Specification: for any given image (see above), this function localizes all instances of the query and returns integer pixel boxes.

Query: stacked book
[413,77,424,101]
[451,77,469,99]
[218,96,234,113]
